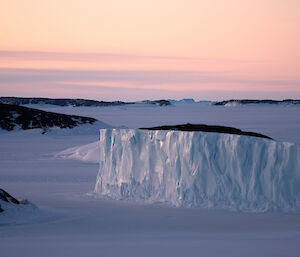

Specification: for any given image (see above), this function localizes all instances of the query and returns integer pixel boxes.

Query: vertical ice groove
[95,129,300,212]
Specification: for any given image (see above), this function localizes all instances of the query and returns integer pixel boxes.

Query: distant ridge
[139,99,171,106]
[213,99,300,106]
[140,123,272,140]
[0,97,171,107]
[169,98,195,103]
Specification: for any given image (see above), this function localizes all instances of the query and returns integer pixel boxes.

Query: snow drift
[0,188,48,225]
[55,141,100,163]
[94,129,300,212]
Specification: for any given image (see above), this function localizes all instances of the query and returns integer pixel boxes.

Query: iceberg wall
[94,129,300,212]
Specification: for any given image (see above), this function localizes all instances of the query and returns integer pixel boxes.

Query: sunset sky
[0,0,299,100]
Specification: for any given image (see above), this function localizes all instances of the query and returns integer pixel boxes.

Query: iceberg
[94,129,300,212]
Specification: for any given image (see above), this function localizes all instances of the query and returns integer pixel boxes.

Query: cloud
[0,50,207,62]
[0,68,298,88]
[0,67,299,101]
[0,50,270,65]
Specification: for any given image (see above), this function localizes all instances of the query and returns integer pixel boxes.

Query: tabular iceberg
[94,129,300,212]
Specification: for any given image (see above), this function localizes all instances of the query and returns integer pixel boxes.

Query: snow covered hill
[0,97,172,107]
[95,129,300,212]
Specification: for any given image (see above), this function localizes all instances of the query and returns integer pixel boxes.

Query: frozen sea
[1,102,300,257]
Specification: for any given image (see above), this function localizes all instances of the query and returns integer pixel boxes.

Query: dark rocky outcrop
[141,100,172,106]
[0,188,20,204]
[0,188,20,212]
[0,102,97,133]
[0,97,172,107]
[140,123,272,140]
[213,99,300,106]
[0,97,128,107]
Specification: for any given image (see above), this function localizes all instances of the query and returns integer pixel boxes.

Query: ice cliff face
[95,129,300,212]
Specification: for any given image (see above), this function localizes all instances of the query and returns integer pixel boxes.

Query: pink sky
[0,0,299,100]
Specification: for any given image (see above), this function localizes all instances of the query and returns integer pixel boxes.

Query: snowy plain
[1,102,300,257]
[28,102,300,144]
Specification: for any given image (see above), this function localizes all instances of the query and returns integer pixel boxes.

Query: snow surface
[1,103,300,257]
[95,129,300,212]
[0,198,56,226]
[28,102,300,144]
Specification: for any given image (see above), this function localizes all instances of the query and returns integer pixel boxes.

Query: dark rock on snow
[213,99,300,106]
[0,97,172,107]
[140,100,171,106]
[0,102,97,133]
[140,123,272,140]
[0,188,20,212]
[0,97,128,107]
